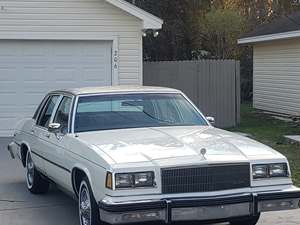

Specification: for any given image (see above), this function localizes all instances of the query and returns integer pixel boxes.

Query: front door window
[53,97,72,134]
[37,95,60,128]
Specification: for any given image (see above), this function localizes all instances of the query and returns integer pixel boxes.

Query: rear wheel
[79,177,101,225]
[230,214,260,225]
[26,151,49,194]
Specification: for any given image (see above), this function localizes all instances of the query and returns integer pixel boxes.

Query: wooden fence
[143,60,240,128]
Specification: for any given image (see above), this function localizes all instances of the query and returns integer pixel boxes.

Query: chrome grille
[161,164,250,194]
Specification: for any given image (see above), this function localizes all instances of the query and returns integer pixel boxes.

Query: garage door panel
[0,94,18,104]
[22,95,44,105]
[53,68,77,81]
[0,106,18,116]
[23,68,48,82]
[0,83,18,94]
[0,40,112,136]
[22,84,51,92]
[0,120,16,134]
[0,68,18,81]
[83,69,107,81]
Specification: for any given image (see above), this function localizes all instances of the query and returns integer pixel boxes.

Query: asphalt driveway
[0,137,299,225]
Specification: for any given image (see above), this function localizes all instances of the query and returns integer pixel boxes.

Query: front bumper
[98,188,300,224]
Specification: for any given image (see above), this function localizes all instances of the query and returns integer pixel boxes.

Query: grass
[228,104,300,187]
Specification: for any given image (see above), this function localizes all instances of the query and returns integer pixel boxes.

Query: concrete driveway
[0,137,299,225]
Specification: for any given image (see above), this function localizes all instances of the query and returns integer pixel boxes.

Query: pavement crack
[0,199,26,203]
[0,203,69,213]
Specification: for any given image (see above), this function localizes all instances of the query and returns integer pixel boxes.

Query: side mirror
[206,116,215,125]
[48,123,61,133]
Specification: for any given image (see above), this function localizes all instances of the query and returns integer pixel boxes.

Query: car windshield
[74,93,208,133]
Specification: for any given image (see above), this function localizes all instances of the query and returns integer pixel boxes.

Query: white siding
[253,39,300,116]
[0,0,143,85]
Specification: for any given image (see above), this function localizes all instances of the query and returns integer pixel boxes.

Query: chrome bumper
[98,189,300,224]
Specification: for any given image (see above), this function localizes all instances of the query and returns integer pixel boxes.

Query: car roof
[51,86,181,96]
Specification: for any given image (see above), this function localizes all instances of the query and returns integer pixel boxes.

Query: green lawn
[229,104,300,187]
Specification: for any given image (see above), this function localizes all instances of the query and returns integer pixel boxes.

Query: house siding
[253,39,300,116]
[0,0,143,85]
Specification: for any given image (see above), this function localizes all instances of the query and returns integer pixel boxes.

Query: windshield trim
[71,92,209,134]
[75,124,208,134]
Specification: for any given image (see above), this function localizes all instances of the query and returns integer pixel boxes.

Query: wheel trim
[26,152,34,189]
[79,184,92,225]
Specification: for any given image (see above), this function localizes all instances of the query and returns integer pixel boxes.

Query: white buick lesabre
[7,86,300,225]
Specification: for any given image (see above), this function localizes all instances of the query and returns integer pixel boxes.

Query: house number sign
[113,50,118,69]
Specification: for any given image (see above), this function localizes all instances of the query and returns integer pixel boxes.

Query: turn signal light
[106,172,113,189]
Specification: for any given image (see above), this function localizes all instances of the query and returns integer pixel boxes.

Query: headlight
[115,173,133,188]
[134,172,154,187]
[269,163,288,177]
[252,165,268,179]
[114,172,155,189]
[252,163,289,179]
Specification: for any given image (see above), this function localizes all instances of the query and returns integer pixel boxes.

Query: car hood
[77,126,285,165]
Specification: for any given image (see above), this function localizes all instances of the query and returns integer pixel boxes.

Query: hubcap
[79,184,91,225]
[26,152,34,188]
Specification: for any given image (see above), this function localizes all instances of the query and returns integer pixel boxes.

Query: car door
[43,95,73,191]
[32,95,61,174]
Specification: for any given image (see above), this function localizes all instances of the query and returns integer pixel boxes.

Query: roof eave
[238,30,300,44]
[105,0,163,30]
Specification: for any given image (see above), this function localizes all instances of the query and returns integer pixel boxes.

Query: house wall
[0,0,143,85]
[253,38,300,116]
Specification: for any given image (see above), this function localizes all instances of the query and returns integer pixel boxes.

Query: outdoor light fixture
[142,30,160,38]
[142,30,147,37]
[153,31,159,37]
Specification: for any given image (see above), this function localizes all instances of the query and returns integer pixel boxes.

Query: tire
[26,151,49,194]
[230,214,260,225]
[79,177,101,225]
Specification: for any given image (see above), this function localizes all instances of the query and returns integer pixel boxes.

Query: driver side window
[37,95,59,128]
[53,96,72,134]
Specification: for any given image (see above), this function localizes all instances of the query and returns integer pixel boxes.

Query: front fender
[72,164,94,195]
[72,162,107,202]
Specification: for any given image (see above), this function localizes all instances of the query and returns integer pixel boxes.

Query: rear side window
[37,95,59,128]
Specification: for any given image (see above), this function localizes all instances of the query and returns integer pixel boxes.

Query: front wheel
[79,177,101,225]
[230,214,260,225]
[26,151,49,194]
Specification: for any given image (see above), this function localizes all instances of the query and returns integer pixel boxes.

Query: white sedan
[7,86,300,225]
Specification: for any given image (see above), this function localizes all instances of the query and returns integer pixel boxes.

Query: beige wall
[253,38,300,116]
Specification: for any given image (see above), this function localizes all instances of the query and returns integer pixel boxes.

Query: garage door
[0,40,112,137]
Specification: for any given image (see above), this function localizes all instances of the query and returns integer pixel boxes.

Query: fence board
[144,60,240,128]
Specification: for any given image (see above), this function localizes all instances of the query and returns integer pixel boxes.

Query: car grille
[161,164,250,194]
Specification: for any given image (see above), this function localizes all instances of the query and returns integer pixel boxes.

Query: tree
[127,0,299,61]
[126,0,300,101]
[127,0,211,61]
[201,8,246,59]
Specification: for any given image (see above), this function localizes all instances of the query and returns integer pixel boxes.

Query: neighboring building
[238,12,300,117]
[0,0,162,137]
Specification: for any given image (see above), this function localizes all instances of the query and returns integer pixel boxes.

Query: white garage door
[0,40,112,136]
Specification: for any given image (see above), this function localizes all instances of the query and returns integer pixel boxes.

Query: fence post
[235,61,241,125]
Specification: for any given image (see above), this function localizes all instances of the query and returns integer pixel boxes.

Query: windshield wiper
[142,109,174,124]
[123,102,174,124]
